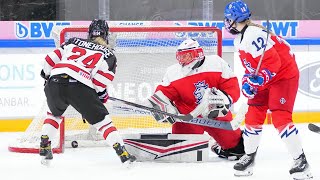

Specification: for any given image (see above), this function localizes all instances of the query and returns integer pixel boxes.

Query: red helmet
[176,39,204,66]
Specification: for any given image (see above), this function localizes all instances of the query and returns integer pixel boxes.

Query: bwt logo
[15,21,71,39]
[299,61,320,99]
[262,21,298,37]
[174,21,298,38]
[174,21,223,38]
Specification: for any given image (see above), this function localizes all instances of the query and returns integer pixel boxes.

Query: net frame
[8,26,222,154]
[59,26,222,57]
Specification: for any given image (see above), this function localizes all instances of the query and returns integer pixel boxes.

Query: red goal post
[8,26,222,154]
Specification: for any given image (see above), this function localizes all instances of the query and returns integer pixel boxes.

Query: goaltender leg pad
[122,133,210,162]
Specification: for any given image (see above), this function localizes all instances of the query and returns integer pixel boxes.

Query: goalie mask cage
[8,26,222,154]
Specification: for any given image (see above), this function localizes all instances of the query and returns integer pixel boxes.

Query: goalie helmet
[88,19,109,41]
[176,38,204,67]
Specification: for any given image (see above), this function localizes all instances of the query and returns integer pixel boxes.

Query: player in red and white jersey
[146,38,245,160]
[39,19,136,165]
[224,1,313,179]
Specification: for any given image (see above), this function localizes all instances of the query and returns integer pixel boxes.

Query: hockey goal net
[8,26,222,153]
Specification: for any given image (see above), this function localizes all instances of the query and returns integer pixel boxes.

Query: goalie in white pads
[224,1,313,179]
[39,19,136,165]
[146,38,245,161]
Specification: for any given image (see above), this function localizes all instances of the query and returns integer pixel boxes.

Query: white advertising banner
[0,51,320,119]
[0,54,46,118]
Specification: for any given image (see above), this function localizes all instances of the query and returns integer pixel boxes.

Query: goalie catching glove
[145,91,178,124]
[192,87,232,119]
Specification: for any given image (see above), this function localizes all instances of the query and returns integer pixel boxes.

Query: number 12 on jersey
[252,37,266,51]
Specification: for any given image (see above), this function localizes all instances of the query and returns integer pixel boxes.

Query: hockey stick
[254,19,270,75]
[308,123,320,134]
[109,96,248,130]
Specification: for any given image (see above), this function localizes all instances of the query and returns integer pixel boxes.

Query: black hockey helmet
[88,19,109,41]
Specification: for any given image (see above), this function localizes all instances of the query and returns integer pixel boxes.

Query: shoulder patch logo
[193,80,209,104]
[243,59,255,73]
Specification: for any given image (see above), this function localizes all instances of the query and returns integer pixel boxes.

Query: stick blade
[177,114,193,121]
[308,123,320,133]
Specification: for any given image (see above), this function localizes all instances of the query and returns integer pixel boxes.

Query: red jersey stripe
[54,63,90,76]
[45,55,55,67]
[97,70,114,81]
[92,78,107,88]
[54,49,62,60]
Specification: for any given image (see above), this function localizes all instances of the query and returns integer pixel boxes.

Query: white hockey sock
[41,113,63,141]
[243,124,263,154]
[93,115,124,146]
[277,123,303,159]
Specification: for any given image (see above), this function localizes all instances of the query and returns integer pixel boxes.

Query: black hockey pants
[44,74,108,124]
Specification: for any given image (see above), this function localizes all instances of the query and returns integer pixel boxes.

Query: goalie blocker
[123,133,210,162]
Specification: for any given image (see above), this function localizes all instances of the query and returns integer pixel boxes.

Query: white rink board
[0,54,46,118]
[1,51,320,118]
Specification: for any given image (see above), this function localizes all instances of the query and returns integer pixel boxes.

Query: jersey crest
[193,80,209,104]
[243,58,255,73]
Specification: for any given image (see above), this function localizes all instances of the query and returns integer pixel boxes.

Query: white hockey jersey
[43,38,117,93]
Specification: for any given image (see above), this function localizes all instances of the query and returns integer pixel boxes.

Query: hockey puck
[71,141,78,148]
[308,123,320,133]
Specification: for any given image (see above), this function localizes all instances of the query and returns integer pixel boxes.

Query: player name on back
[72,38,113,58]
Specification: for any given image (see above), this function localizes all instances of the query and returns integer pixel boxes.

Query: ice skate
[113,143,136,165]
[234,152,256,177]
[39,135,53,166]
[289,153,313,180]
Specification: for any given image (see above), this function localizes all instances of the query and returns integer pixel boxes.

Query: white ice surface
[1,124,319,180]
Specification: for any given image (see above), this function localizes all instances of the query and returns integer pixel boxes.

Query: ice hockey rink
[1,123,319,180]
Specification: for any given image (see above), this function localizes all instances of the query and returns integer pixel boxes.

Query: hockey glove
[199,88,231,119]
[208,87,232,118]
[242,82,256,99]
[146,91,178,124]
[97,89,109,103]
[243,69,273,87]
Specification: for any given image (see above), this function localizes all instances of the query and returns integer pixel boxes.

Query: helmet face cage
[176,47,204,66]
[88,19,109,41]
[224,17,234,32]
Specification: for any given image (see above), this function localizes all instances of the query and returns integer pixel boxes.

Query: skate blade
[41,157,52,167]
[291,168,313,180]
[234,168,253,177]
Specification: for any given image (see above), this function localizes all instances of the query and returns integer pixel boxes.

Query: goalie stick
[308,123,320,134]
[109,96,248,130]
